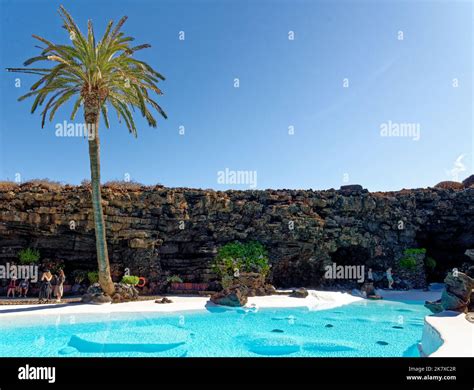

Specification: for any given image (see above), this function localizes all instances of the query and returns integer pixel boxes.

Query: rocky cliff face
[0,183,473,288]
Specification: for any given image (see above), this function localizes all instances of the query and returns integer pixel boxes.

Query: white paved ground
[0,290,362,316]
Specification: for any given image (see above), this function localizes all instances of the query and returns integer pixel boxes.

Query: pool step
[236,333,361,356]
[68,326,190,354]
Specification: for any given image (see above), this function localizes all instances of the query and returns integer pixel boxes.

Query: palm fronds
[6,6,166,132]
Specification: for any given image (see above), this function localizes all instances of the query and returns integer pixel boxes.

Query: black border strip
[0,357,472,386]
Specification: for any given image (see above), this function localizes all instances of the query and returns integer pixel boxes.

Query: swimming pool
[0,300,431,357]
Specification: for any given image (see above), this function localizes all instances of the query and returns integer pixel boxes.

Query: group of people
[6,278,29,298]
[6,269,66,303]
[366,267,394,289]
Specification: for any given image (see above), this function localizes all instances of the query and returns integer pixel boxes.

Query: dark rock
[361,282,376,296]
[210,288,248,307]
[367,295,383,300]
[81,293,112,304]
[213,273,275,301]
[155,297,172,304]
[434,181,464,190]
[111,293,122,302]
[238,272,265,290]
[395,251,427,290]
[111,282,139,303]
[427,271,474,312]
[462,265,474,278]
[339,184,363,192]
[444,272,474,301]
[289,288,308,298]
[264,284,277,295]
[207,281,221,291]
[243,287,255,297]
[462,174,474,188]
[424,299,443,314]
[255,287,267,296]
[465,249,474,262]
[441,290,468,312]
[82,282,138,304]
[395,280,411,290]
[86,283,103,295]
[0,184,473,291]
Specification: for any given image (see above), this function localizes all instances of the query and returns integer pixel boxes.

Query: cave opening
[330,245,371,267]
[327,245,372,287]
[416,231,473,283]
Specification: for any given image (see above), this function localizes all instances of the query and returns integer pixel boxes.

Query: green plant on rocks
[17,248,40,264]
[399,248,426,270]
[121,275,139,286]
[213,241,270,278]
[166,275,183,283]
[87,271,99,284]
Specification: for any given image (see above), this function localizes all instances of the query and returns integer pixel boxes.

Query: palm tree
[7,6,167,296]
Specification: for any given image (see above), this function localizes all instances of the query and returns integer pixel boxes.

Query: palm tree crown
[7,5,167,134]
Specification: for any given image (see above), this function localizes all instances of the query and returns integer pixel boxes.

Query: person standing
[386,267,394,289]
[7,278,17,298]
[367,268,373,282]
[38,269,53,303]
[55,269,66,303]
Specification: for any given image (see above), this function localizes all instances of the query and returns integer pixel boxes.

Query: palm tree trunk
[85,96,115,296]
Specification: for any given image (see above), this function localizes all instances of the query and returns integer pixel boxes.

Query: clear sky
[0,0,472,191]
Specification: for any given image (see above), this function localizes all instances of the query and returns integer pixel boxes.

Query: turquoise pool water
[0,300,430,357]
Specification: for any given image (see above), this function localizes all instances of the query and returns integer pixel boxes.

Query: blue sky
[0,0,472,191]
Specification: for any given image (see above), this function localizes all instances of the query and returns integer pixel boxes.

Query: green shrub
[18,248,40,264]
[399,257,417,270]
[403,248,426,256]
[166,275,183,283]
[87,271,99,284]
[425,256,437,271]
[213,241,270,278]
[121,275,140,285]
[399,248,427,270]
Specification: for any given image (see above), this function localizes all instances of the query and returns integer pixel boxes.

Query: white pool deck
[0,289,471,357]
[0,290,362,316]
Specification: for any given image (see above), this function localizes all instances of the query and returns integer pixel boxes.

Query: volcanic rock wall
[0,183,473,287]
